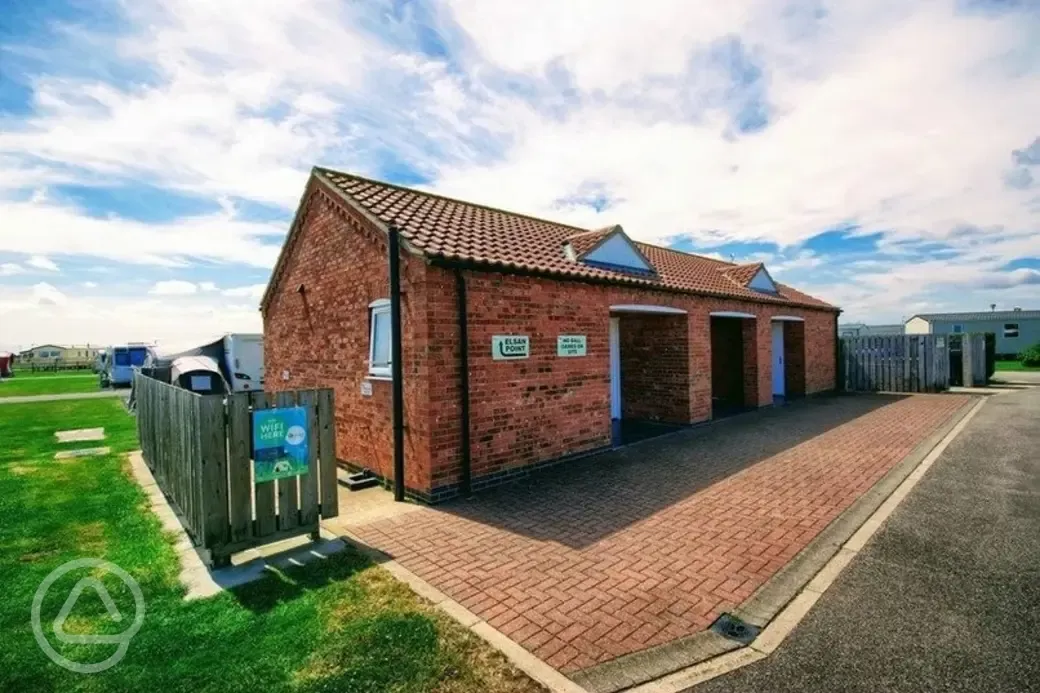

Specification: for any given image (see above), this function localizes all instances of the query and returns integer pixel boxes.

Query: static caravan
[102,344,154,388]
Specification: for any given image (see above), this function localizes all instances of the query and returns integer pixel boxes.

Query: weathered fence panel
[135,373,339,566]
[841,334,951,393]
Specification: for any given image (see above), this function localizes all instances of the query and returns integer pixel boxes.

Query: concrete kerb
[616,395,987,693]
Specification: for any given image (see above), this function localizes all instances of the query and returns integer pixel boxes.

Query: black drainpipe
[455,269,472,497]
[388,227,406,501]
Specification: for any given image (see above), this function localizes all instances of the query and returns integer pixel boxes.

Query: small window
[368,299,392,377]
[951,324,963,334]
[1004,323,1019,338]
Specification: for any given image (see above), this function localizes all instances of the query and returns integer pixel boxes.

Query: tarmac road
[696,388,1040,693]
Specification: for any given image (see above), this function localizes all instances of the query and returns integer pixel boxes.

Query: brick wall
[618,314,690,422]
[262,182,433,496]
[425,270,613,494]
[424,272,838,498]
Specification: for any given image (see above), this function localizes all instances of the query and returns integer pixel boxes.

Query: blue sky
[1,0,1039,351]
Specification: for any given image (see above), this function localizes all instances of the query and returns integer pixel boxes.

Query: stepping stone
[55,428,106,443]
[54,447,111,460]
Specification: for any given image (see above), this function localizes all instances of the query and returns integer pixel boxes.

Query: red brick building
[261,167,840,502]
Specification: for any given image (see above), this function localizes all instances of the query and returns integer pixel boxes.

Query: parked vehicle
[94,349,108,374]
[101,343,154,388]
[138,333,263,394]
[222,333,264,392]
[170,356,227,394]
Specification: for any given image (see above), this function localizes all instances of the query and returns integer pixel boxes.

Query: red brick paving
[348,394,970,673]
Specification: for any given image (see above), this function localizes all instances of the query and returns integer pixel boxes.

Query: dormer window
[564,225,656,276]
[748,266,778,294]
[720,262,780,294]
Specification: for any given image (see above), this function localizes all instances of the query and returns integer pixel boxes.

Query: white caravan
[222,333,264,392]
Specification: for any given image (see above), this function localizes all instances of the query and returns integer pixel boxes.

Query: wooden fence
[135,373,339,566]
[840,333,987,392]
[841,334,949,392]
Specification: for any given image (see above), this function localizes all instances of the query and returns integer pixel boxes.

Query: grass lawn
[994,360,1040,372]
[0,399,543,693]
[0,373,100,398]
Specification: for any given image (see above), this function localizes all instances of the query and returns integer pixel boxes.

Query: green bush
[1020,343,1040,368]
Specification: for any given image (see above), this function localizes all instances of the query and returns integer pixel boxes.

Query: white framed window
[368,299,392,378]
[1004,323,1019,338]
[951,324,963,334]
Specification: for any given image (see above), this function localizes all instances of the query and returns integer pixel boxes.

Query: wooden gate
[841,334,951,393]
[135,374,339,566]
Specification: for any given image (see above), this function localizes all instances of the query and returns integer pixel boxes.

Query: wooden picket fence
[135,373,339,566]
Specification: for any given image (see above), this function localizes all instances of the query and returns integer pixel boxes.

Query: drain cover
[710,613,760,644]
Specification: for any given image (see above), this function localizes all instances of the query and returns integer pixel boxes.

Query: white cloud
[0,263,25,276]
[426,3,1040,251]
[0,198,284,268]
[0,0,1037,329]
[82,281,98,288]
[149,280,198,296]
[0,285,262,353]
[26,255,60,272]
[31,282,68,306]
[221,283,267,299]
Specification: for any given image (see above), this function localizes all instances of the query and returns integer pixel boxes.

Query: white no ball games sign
[557,335,587,357]
[492,335,530,360]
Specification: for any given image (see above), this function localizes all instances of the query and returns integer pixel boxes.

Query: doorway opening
[774,319,806,400]
[609,308,690,446]
[710,315,758,418]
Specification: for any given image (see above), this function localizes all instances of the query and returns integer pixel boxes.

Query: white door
[609,317,621,419]
[772,321,786,397]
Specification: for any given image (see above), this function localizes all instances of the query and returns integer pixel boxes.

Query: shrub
[1020,343,1040,368]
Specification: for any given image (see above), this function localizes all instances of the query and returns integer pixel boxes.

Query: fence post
[298,390,321,534]
[198,395,230,561]
[226,393,253,545]
[318,388,339,518]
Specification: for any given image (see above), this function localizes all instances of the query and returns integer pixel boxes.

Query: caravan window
[114,350,131,366]
[129,347,149,366]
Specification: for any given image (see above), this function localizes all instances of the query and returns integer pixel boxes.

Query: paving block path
[347,394,970,673]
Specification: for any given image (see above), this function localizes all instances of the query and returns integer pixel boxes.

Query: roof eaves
[429,254,839,312]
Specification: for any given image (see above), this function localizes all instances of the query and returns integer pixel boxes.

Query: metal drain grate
[710,613,761,644]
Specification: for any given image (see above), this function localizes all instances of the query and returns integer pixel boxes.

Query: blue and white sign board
[252,406,309,482]
[492,335,530,360]
[557,335,587,357]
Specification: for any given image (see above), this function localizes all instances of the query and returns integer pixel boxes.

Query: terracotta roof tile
[315,167,837,310]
